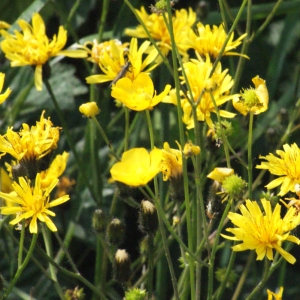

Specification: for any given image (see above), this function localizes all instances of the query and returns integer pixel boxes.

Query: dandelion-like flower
[163,55,236,129]
[110,148,162,187]
[187,22,247,60]
[0,110,59,162]
[125,7,196,60]
[233,76,269,116]
[0,13,87,91]
[256,143,300,196]
[221,199,300,264]
[111,73,171,111]
[0,72,12,104]
[86,38,159,86]
[0,174,70,233]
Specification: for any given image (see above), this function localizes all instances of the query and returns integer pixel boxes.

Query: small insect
[109,61,132,87]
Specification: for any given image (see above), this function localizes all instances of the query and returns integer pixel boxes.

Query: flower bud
[79,102,100,118]
[124,288,147,300]
[114,249,131,283]
[92,209,107,234]
[183,141,201,157]
[139,200,158,235]
[222,174,247,201]
[64,286,85,300]
[206,181,223,219]
[107,218,125,245]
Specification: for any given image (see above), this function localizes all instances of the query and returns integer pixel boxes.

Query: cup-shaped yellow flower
[267,287,284,300]
[125,7,196,60]
[256,143,300,196]
[233,76,269,115]
[207,167,234,183]
[187,22,247,60]
[86,38,159,86]
[0,174,70,233]
[110,148,162,187]
[221,199,300,264]
[0,13,87,91]
[79,102,100,117]
[111,73,171,111]
[0,72,12,104]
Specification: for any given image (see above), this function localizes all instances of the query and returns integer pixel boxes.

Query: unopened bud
[92,209,107,234]
[107,218,125,245]
[114,249,131,283]
[139,200,158,235]
[183,141,201,157]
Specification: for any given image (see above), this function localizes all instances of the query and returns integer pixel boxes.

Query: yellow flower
[39,152,69,189]
[86,38,159,85]
[0,21,10,30]
[221,199,300,264]
[79,102,100,117]
[267,287,283,300]
[110,148,162,187]
[0,72,12,104]
[0,110,59,162]
[159,142,182,181]
[256,143,300,196]
[125,7,196,60]
[0,174,70,233]
[187,22,247,60]
[163,55,236,129]
[111,72,171,111]
[233,76,269,115]
[0,13,87,91]
[207,167,234,183]
[182,141,201,157]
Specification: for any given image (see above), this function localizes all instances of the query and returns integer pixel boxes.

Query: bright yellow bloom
[182,141,200,157]
[0,174,70,233]
[0,72,12,104]
[0,21,10,30]
[0,110,59,162]
[256,143,300,196]
[79,102,100,117]
[110,148,162,187]
[233,76,269,115]
[267,287,283,300]
[111,72,171,111]
[163,55,236,129]
[159,142,182,181]
[221,199,300,264]
[187,22,247,60]
[207,167,234,183]
[0,13,87,91]
[86,38,159,85]
[39,152,69,189]
[125,7,196,60]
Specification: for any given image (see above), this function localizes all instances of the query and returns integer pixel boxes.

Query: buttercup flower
[125,7,196,60]
[79,102,100,117]
[187,22,247,60]
[110,148,162,187]
[111,73,171,111]
[233,76,269,115]
[0,13,87,91]
[86,38,159,86]
[0,174,70,233]
[0,72,12,105]
[221,199,300,264]
[267,287,283,300]
[207,167,234,183]
[0,110,59,162]
[163,55,236,129]
[256,143,300,196]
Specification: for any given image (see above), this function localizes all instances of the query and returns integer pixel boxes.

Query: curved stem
[247,112,254,199]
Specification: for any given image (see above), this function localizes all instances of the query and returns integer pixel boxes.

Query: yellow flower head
[163,55,236,129]
[0,110,60,162]
[0,13,87,91]
[86,38,159,86]
[187,22,247,60]
[111,72,171,111]
[256,143,300,196]
[159,142,182,181]
[267,287,284,300]
[221,199,300,264]
[79,102,100,117]
[233,76,269,115]
[0,173,70,233]
[0,21,10,30]
[182,141,201,157]
[125,7,196,60]
[110,148,162,187]
[207,167,234,183]
[0,72,12,105]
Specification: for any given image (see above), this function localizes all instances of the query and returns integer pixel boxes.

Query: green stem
[147,235,155,300]
[124,107,130,151]
[17,220,26,267]
[2,234,38,299]
[248,112,254,199]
